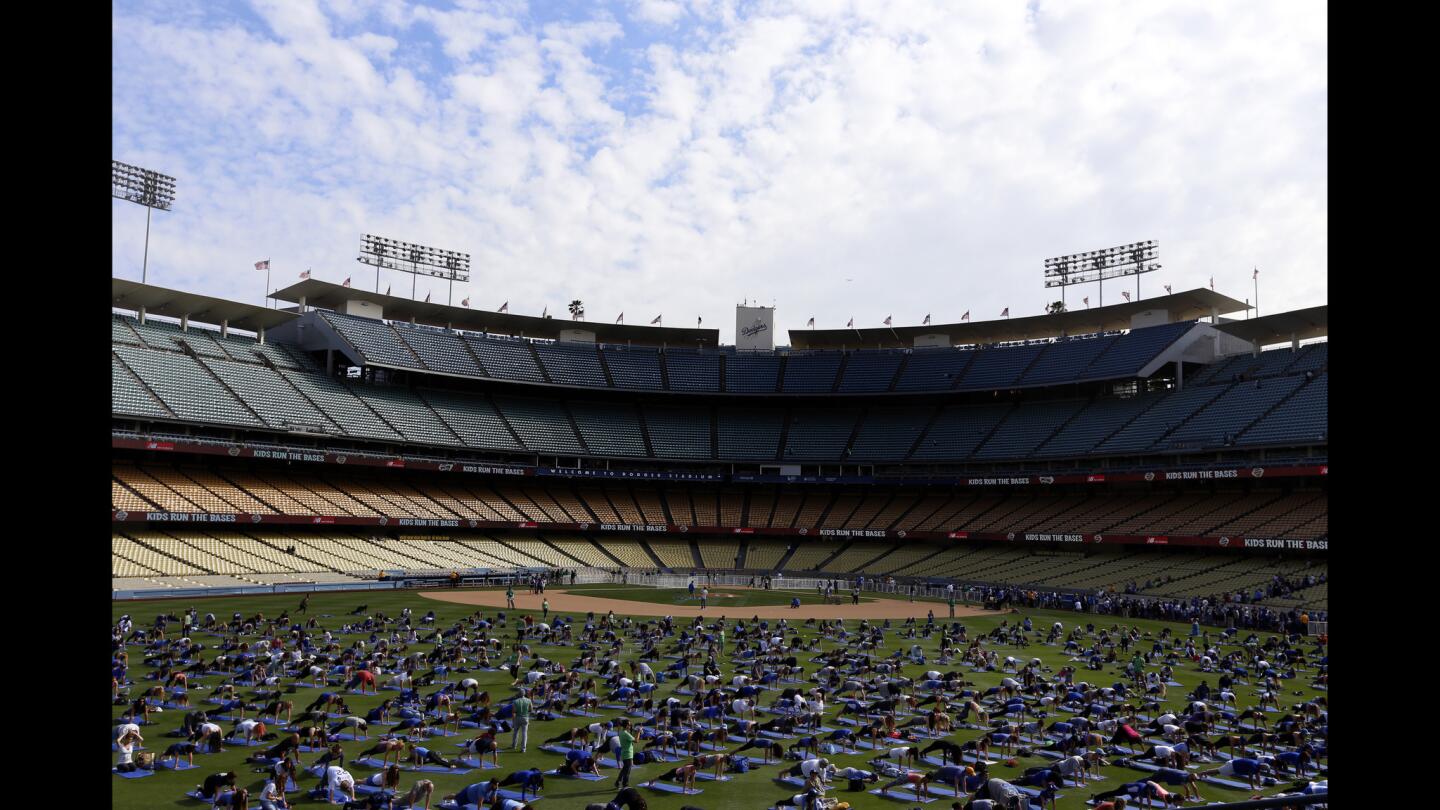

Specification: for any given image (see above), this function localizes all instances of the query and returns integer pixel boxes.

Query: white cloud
[112,0,1325,343]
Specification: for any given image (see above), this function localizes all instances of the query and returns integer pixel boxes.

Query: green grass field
[111,588,1324,809]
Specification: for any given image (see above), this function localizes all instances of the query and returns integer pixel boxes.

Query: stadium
[111,2,1328,807]
[111,274,1328,809]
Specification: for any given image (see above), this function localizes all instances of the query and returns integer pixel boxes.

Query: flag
[461,297,470,308]
[922,314,931,325]
[697,316,702,327]
[1164,285,1172,294]
[846,317,854,328]
[1121,291,1131,302]
[961,311,970,322]
[806,317,815,328]
[424,291,431,303]
[651,314,662,325]
[498,301,509,314]
[386,285,391,296]
[1083,297,1089,307]
[542,306,548,318]
[616,313,624,324]
[1210,276,1214,290]
[342,277,351,288]
[299,270,311,279]
[883,315,892,326]
[1001,307,1009,317]
[1253,267,1259,280]
[254,259,269,271]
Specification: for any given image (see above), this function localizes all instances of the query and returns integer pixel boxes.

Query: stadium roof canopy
[112,278,297,333]
[787,288,1250,349]
[1212,305,1327,346]
[272,279,721,348]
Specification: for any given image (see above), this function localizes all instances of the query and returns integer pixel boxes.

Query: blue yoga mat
[112,768,154,779]
[645,781,702,795]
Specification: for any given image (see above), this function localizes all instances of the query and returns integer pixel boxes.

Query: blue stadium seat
[603,347,663,389]
[781,352,843,393]
[716,409,784,459]
[783,409,861,460]
[725,353,781,393]
[534,342,607,387]
[837,351,903,393]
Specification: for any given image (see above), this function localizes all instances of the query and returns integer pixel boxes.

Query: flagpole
[1254,270,1259,318]
[265,264,270,308]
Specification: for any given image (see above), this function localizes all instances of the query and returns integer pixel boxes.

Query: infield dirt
[421,585,995,620]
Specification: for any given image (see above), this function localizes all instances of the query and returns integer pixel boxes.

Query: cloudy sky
[112,0,1326,343]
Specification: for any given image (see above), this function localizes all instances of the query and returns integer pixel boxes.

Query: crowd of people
[114,586,1326,810]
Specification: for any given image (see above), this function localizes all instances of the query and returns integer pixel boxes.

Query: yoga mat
[546,769,605,780]
[644,781,702,794]
[869,789,936,803]
[112,768,154,779]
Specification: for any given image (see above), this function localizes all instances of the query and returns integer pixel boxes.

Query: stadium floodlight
[1043,241,1161,307]
[111,160,177,285]
[356,234,471,305]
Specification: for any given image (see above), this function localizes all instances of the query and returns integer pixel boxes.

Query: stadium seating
[604,347,663,389]
[418,389,523,450]
[464,334,546,382]
[1236,374,1327,446]
[320,311,424,369]
[725,353,781,393]
[910,403,1014,459]
[113,345,262,427]
[716,409,785,459]
[569,402,648,456]
[1158,375,1305,450]
[662,350,720,391]
[837,351,903,393]
[203,356,338,430]
[534,342,607,387]
[393,324,486,377]
[1017,335,1118,386]
[972,400,1085,460]
[782,409,860,460]
[1093,384,1227,454]
[957,343,1047,390]
[492,396,584,454]
[1078,321,1194,380]
[780,352,843,392]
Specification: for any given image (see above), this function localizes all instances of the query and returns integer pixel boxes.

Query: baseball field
[111,584,1325,809]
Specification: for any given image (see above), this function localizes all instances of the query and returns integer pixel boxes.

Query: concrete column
[298,296,306,313]
[138,306,146,325]
[258,326,266,345]
[1291,333,1299,351]
[326,349,334,375]
[1176,360,1184,390]
[180,314,189,332]
[1210,307,1219,324]
[220,320,229,339]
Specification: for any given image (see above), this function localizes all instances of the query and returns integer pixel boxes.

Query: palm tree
[568,299,584,320]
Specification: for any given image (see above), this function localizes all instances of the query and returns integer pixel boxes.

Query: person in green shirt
[542,598,549,619]
[614,718,635,788]
[511,690,532,753]
[506,585,515,609]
